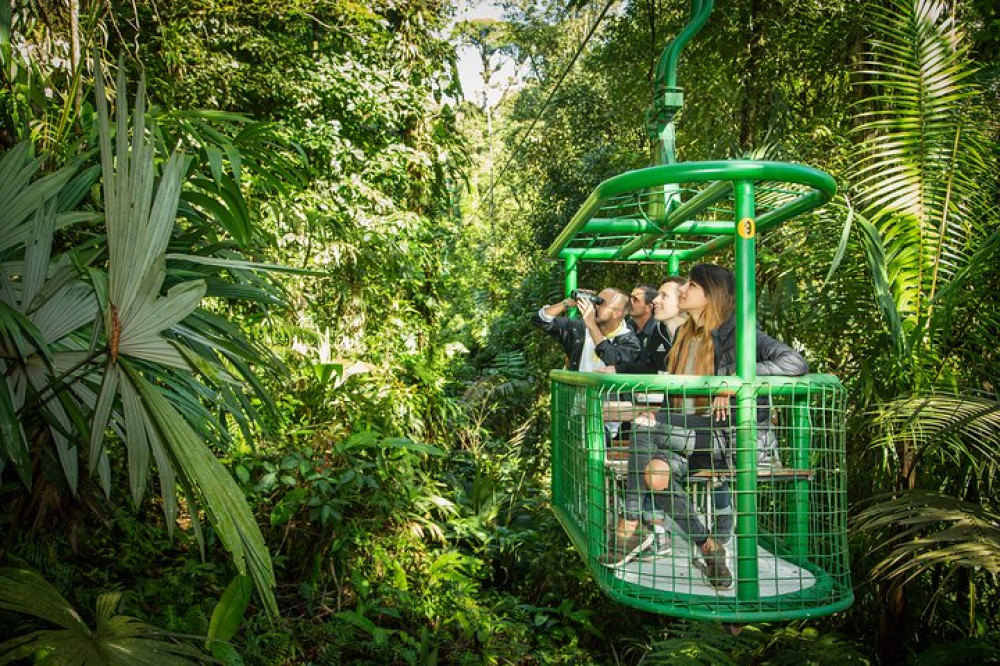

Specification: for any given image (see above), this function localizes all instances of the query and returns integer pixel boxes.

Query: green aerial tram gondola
[545,0,852,622]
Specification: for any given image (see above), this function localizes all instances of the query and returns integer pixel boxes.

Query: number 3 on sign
[738,217,756,239]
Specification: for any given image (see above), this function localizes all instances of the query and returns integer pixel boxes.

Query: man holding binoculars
[532,288,641,371]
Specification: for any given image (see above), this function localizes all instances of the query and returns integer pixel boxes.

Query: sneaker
[651,525,672,557]
[600,530,655,567]
[697,546,733,590]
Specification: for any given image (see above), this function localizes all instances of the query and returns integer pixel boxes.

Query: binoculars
[570,289,604,305]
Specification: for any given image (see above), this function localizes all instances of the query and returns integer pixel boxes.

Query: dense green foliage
[1,0,999,664]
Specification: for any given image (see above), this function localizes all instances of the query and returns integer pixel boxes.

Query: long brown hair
[666,264,735,407]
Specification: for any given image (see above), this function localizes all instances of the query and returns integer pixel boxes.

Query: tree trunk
[70,0,82,114]
[878,439,917,664]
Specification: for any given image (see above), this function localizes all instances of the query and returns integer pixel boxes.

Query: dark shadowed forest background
[1,0,999,663]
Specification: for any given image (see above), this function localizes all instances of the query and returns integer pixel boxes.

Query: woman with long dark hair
[605,264,808,590]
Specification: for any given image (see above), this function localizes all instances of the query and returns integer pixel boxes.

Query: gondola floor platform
[608,532,817,598]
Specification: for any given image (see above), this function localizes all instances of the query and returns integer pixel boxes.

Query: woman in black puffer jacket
[603,264,808,591]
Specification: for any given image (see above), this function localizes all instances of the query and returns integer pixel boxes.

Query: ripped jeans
[623,419,733,547]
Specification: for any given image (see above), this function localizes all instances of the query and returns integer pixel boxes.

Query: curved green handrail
[549,370,844,392]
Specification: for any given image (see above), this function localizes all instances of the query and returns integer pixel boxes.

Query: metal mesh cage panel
[550,371,852,622]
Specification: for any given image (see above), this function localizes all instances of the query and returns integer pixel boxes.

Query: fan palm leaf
[0,56,283,617]
[87,63,278,617]
[0,567,214,665]
[870,390,1000,489]
[0,156,98,490]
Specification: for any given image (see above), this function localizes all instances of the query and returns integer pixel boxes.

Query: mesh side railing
[550,371,852,622]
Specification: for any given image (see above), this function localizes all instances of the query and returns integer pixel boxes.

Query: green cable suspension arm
[637,0,715,259]
[649,0,715,165]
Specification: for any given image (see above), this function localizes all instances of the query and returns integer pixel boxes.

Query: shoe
[600,530,655,567]
[698,546,733,590]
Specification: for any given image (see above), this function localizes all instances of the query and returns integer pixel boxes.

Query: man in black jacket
[532,288,641,371]
[600,277,687,375]
[626,284,658,345]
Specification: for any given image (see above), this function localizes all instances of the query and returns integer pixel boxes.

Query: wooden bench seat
[687,467,814,482]
[603,456,812,482]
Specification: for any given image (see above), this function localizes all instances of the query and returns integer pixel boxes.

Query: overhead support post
[733,179,760,603]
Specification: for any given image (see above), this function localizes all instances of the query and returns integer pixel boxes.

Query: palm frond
[0,568,214,665]
[852,489,1000,583]
[0,149,76,257]
[123,363,276,617]
[850,0,997,345]
[87,62,278,617]
[870,390,1000,481]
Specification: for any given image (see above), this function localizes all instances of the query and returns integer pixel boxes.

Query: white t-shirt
[536,308,628,371]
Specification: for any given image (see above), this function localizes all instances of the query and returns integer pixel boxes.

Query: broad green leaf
[312,362,343,385]
[270,487,307,526]
[338,430,380,452]
[205,146,224,184]
[206,575,251,653]
[380,438,446,457]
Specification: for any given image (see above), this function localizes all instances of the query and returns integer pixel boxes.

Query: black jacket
[531,312,642,371]
[710,316,809,377]
[654,316,809,469]
[653,316,808,428]
[618,321,673,374]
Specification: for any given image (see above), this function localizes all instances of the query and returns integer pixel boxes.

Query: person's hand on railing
[633,411,658,427]
[712,392,734,422]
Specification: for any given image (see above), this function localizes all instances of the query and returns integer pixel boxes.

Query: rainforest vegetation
[1,0,999,663]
